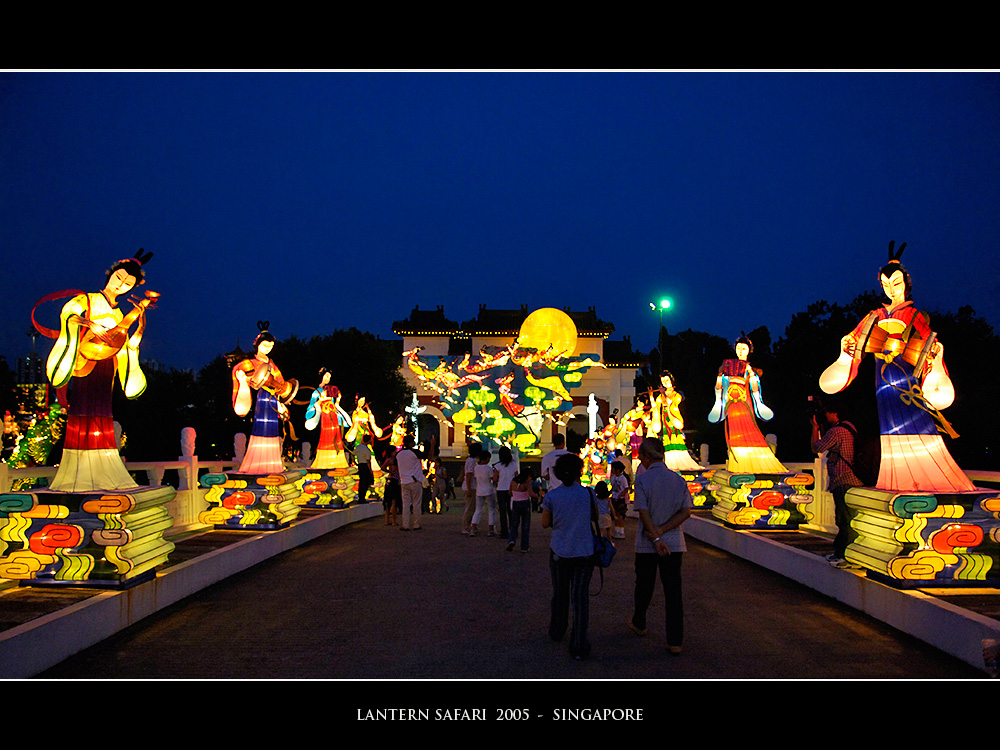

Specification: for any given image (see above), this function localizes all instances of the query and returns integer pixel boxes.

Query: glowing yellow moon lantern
[517,308,578,356]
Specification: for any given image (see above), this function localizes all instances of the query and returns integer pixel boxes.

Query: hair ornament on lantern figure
[820,240,974,493]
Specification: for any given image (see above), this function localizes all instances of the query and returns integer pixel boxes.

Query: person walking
[471,448,498,536]
[354,435,374,502]
[460,443,481,535]
[541,432,570,490]
[810,400,864,567]
[492,446,518,540]
[542,452,595,660]
[396,435,426,531]
[626,437,693,656]
[506,466,537,553]
[382,450,400,525]
[609,460,630,539]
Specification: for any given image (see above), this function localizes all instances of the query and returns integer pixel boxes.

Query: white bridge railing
[2,432,998,540]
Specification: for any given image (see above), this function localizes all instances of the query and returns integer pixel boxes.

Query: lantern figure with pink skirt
[297,368,359,508]
[707,334,814,529]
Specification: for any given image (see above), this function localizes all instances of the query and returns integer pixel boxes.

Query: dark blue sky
[2,71,998,372]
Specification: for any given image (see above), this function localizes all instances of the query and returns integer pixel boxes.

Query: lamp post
[649,298,672,372]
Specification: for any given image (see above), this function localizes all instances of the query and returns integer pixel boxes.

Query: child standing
[609,460,630,539]
[594,481,614,541]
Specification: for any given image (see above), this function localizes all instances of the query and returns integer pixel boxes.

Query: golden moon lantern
[517,308,578,356]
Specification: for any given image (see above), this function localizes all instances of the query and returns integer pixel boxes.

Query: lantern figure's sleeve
[115,310,147,400]
[305,388,323,431]
[45,293,89,388]
[232,359,255,417]
[748,369,774,421]
[708,372,728,423]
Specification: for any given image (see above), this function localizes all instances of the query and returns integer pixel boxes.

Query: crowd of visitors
[375,431,694,662]
[364,426,695,663]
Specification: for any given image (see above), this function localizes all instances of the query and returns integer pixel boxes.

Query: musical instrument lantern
[78,290,160,362]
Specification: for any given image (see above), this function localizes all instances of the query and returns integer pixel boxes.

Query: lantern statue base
[682,468,716,508]
[845,485,1000,588]
[0,485,176,588]
[295,466,360,509]
[710,470,814,529]
[199,470,305,530]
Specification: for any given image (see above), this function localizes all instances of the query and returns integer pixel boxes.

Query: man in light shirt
[541,433,570,490]
[626,437,693,656]
[396,435,426,531]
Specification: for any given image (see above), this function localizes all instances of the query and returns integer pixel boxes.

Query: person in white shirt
[471,449,497,536]
[396,435,426,531]
[541,433,570,490]
[492,445,518,539]
[460,443,482,535]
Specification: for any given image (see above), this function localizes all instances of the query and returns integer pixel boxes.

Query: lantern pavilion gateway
[392,305,646,457]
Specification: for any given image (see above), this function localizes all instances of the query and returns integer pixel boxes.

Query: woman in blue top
[542,452,595,660]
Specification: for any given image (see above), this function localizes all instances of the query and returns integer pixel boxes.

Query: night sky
[2,71,998,373]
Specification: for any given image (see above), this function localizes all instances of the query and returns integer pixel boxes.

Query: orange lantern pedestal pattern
[709,469,815,530]
[198,470,305,530]
[843,486,1000,588]
[0,485,175,588]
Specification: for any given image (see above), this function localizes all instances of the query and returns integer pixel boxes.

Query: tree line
[2,296,998,471]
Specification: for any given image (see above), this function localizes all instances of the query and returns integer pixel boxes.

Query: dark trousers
[496,490,511,537]
[549,552,594,657]
[632,552,683,647]
[357,463,373,500]
[832,485,858,559]
[508,500,531,550]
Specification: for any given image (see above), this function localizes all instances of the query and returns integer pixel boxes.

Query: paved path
[38,505,984,680]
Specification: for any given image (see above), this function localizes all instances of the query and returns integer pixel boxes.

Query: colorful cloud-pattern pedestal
[198,470,305,530]
[296,466,359,508]
[710,469,814,529]
[845,486,1000,588]
[683,468,716,508]
[0,485,176,588]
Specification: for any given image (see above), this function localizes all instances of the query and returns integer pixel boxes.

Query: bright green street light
[649,298,674,370]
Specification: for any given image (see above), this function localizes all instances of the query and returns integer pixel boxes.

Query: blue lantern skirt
[875,358,938,438]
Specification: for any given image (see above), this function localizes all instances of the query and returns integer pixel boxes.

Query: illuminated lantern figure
[231,321,299,475]
[304,368,351,470]
[298,369,358,508]
[617,397,652,473]
[389,415,407,451]
[820,242,975,493]
[0,250,176,586]
[650,370,704,472]
[708,335,787,475]
[707,334,813,529]
[42,250,157,491]
[404,308,603,455]
[815,242,1000,588]
[199,322,304,530]
[346,395,386,499]
[650,370,713,506]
